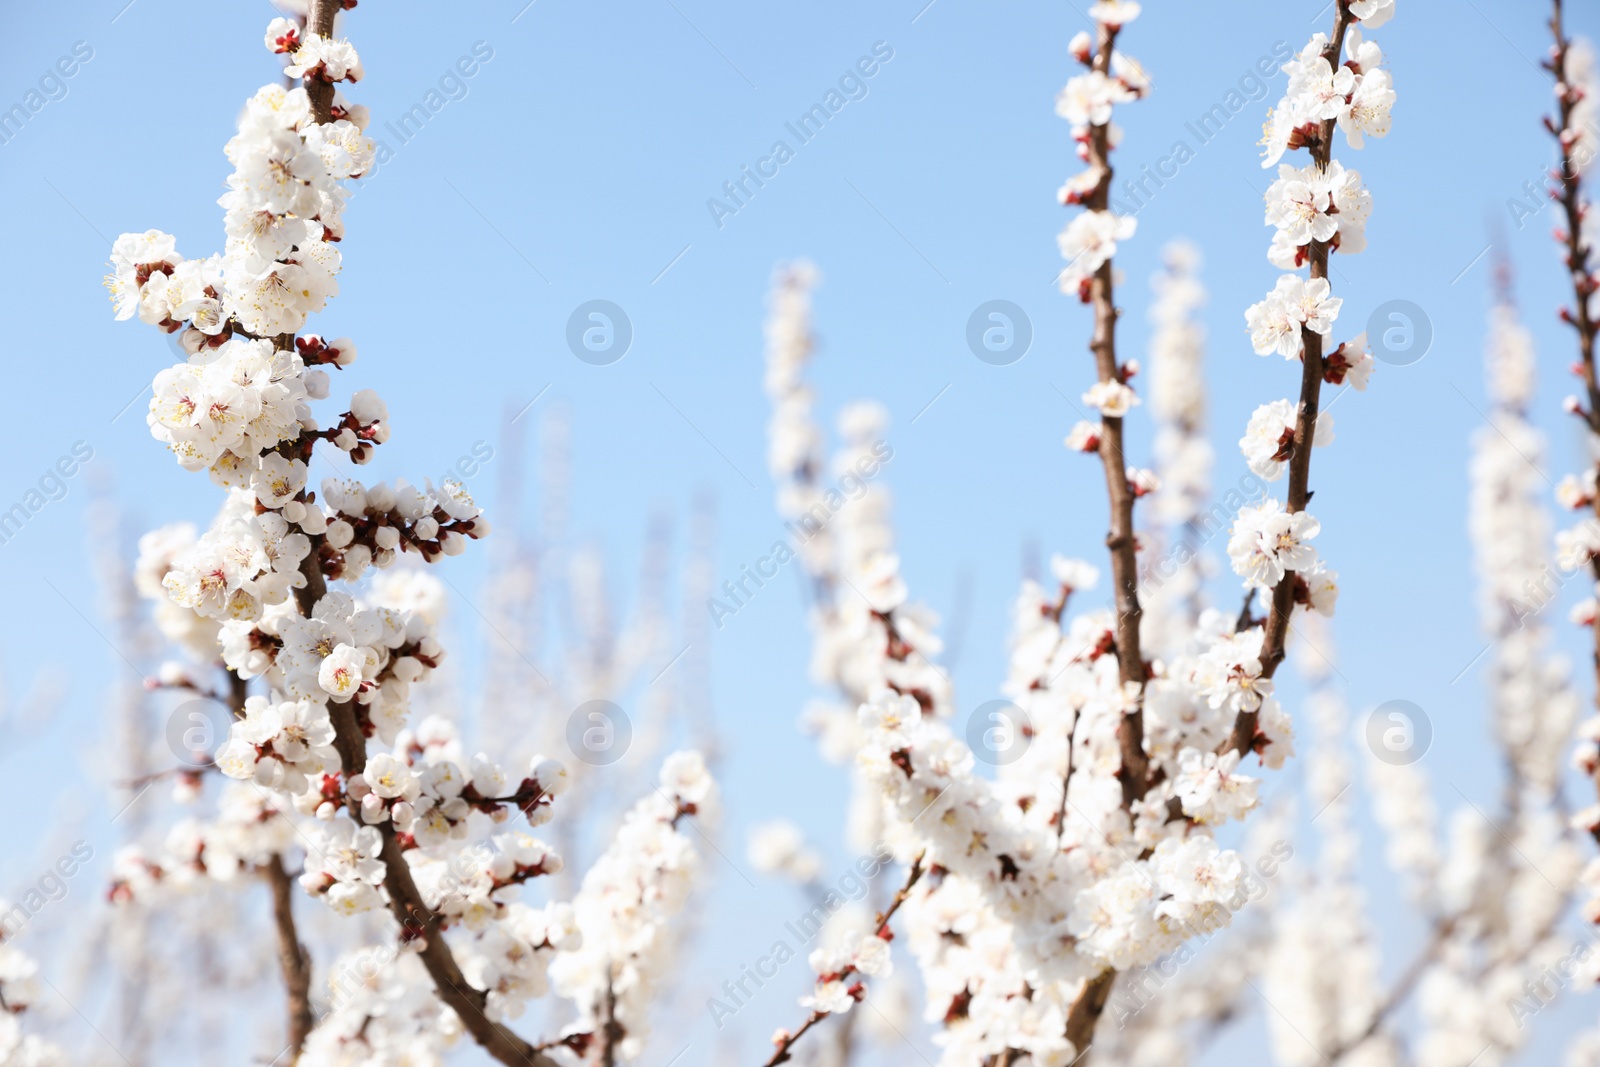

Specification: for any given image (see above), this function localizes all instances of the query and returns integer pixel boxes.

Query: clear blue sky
[4,0,1600,1063]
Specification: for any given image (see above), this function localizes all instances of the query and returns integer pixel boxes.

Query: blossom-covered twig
[1059,2,1151,809]
[1550,0,1600,435]
[1548,0,1600,853]
[764,853,924,1066]
[104,0,602,1061]
[1227,0,1391,754]
[1259,268,1581,1065]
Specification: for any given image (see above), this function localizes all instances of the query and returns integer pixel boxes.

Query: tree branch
[1549,0,1600,752]
[763,854,925,1066]
[1064,969,1115,1059]
[278,7,557,1063]
[321,696,558,1066]
[265,853,316,1060]
[1081,20,1150,810]
[226,668,316,1061]
[1227,1,1353,758]
[598,973,623,1067]
[303,0,342,122]
[1543,0,1600,860]
[1059,18,1147,1057]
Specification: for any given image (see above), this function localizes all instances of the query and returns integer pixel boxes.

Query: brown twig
[1544,0,1600,859]
[1227,1,1354,759]
[1549,0,1600,772]
[276,6,557,1064]
[597,972,623,1067]
[222,667,316,1062]
[1055,17,1151,1058]
[220,668,316,1062]
[1064,970,1115,1059]
[763,854,926,1066]
[265,853,316,1060]
[1080,20,1150,810]
[302,0,342,123]
[1550,0,1600,434]
[322,699,558,1067]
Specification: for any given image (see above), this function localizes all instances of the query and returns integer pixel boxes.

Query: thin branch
[223,665,316,1062]
[1228,1,1354,757]
[280,5,557,1063]
[763,854,926,1066]
[322,699,559,1067]
[598,971,623,1067]
[1058,16,1148,1058]
[1080,19,1150,810]
[1545,0,1600,860]
[1550,0,1600,437]
[265,853,316,1059]
[1064,970,1115,1059]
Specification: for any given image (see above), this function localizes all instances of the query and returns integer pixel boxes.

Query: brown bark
[303,0,341,123]
[225,672,316,1061]
[1064,970,1115,1057]
[1080,19,1150,814]
[265,854,317,1060]
[278,6,557,1063]
[321,697,560,1067]
[1227,3,1353,759]
[1549,0,1600,746]
[1056,20,1148,1060]
[596,977,623,1067]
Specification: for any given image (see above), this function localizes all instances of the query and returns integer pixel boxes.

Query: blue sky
[6,0,1600,1063]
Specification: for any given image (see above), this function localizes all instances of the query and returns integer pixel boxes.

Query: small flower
[318,643,368,697]
[1059,211,1138,295]
[1065,420,1103,452]
[1083,379,1139,417]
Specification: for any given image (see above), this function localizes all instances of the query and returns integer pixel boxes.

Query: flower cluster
[1054,3,1146,299]
[547,752,717,1059]
[1264,159,1371,267]
[1227,498,1327,598]
[146,336,319,474]
[800,930,893,1015]
[1234,9,1398,631]
[109,784,296,902]
[105,10,723,1067]
[106,72,369,345]
[298,951,459,1066]
[1244,274,1342,361]
[854,678,1258,1061]
[1240,398,1333,482]
[1261,26,1394,169]
[0,938,61,1067]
